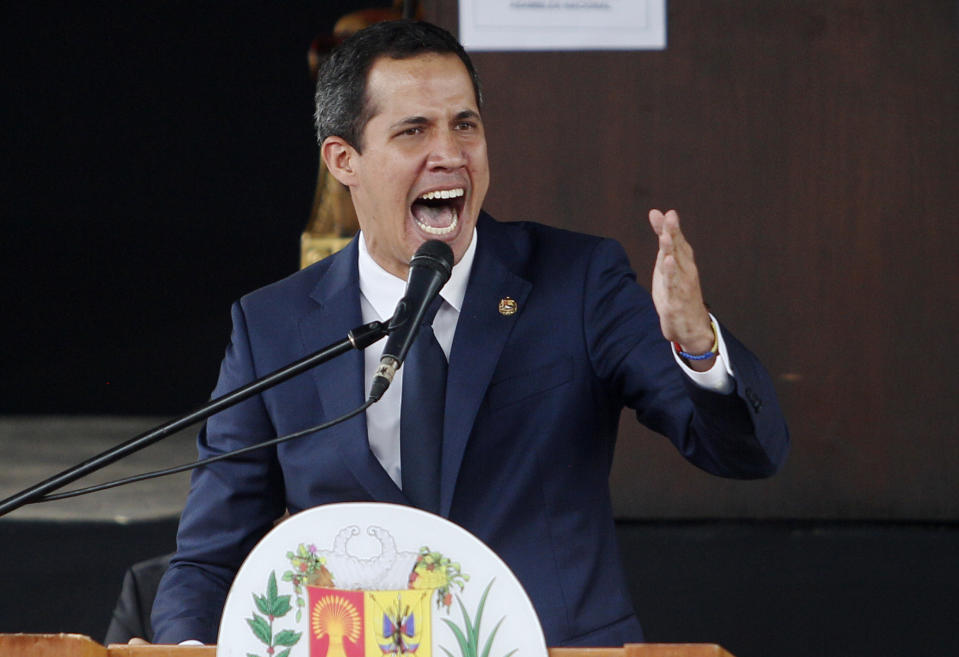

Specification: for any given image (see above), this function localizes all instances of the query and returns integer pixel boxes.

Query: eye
[454,120,477,131]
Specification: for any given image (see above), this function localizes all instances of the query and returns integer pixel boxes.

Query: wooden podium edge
[0,633,107,657]
[1,635,733,657]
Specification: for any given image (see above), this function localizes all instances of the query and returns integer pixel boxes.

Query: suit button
[745,387,763,412]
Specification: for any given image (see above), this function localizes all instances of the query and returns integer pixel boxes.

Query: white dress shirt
[358,230,477,487]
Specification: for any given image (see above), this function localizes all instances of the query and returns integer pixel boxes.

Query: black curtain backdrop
[3,3,386,415]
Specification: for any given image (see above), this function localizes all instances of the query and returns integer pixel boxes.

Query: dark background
[2,2,957,656]
[3,1,386,415]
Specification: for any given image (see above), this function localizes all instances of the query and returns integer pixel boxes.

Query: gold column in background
[300,1,420,269]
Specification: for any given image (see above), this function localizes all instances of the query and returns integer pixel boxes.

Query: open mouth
[410,188,466,236]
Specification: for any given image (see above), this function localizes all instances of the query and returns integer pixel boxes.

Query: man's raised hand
[648,209,716,370]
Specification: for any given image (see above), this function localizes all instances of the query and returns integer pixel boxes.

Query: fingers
[648,209,666,235]
[649,208,680,232]
[650,209,694,270]
[663,210,690,256]
[649,209,686,243]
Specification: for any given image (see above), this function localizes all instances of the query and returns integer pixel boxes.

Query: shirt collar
[357,228,477,321]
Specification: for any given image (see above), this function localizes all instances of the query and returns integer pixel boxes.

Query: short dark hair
[314,20,483,151]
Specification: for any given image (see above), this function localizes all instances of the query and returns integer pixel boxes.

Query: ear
[321,136,359,186]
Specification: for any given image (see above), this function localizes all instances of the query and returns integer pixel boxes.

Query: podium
[0,635,735,657]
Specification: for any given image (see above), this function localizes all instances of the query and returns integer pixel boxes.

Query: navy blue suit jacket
[152,213,789,646]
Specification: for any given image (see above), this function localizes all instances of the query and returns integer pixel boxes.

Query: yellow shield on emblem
[365,588,434,657]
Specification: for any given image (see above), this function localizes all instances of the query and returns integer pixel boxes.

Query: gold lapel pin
[498,297,518,316]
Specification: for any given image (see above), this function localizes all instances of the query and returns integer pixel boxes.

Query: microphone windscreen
[410,240,454,277]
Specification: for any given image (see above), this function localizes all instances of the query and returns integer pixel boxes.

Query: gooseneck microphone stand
[0,320,389,518]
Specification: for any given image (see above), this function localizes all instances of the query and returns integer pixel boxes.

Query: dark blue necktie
[400,296,446,514]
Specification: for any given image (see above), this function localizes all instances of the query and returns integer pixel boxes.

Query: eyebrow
[389,109,482,132]
[390,116,431,131]
[454,109,482,122]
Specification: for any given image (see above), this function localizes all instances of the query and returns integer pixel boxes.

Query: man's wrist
[674,318,719,361]
[672,315,735,387]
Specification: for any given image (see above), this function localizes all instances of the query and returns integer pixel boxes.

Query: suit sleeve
[582,238,789,478]
[151,300,287,644]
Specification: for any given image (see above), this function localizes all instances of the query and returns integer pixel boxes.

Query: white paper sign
[459,0,666,51]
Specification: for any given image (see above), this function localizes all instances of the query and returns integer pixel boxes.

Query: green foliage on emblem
[246,571,302,657]
[439,579,517,657]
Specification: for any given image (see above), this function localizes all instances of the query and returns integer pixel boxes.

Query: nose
[427,128,467,170]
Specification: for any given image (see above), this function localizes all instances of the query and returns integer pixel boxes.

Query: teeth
[418,188,465,201]
[415,208,458,235]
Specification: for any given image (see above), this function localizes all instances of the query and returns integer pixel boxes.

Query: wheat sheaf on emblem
[311,594,361,657]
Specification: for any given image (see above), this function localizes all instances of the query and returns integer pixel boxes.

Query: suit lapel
[440,216,531,516]
[299,239,407,505]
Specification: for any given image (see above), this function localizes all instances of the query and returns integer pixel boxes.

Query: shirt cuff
[672,313,735,394]
[179,640,205,646]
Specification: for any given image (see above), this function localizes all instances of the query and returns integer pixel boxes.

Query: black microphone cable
[33,398,375,503]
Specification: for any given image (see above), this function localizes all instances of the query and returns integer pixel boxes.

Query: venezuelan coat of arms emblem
[219,504,545,657]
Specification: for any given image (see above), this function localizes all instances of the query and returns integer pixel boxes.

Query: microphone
[369,240,453,402]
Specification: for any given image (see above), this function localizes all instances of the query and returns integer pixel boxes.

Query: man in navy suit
[151,21,788,647]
